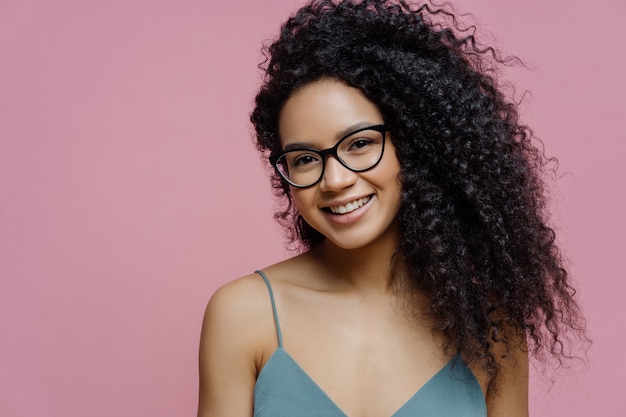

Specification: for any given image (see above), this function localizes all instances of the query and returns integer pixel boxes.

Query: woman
[198,1,585,416]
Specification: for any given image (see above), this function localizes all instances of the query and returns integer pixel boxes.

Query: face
[278,79,402,250]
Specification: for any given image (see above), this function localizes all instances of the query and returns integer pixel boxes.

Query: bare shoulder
[201,257,308,349]
[201,272,275,355]
[197,272,277,417]
[205,273,270,316]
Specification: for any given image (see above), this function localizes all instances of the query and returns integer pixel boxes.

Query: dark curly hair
[251,0,586,382]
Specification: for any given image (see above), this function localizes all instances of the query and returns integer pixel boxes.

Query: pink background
[1,0,624,415]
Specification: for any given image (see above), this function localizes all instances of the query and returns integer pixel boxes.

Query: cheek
[386,163,403,206]
[384,144,402,174]
[382,155,402,189]
[290,188,315,215]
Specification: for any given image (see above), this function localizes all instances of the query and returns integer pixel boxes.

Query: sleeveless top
[253,270,487,417]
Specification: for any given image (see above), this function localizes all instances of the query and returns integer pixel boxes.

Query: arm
[198,278,264,417]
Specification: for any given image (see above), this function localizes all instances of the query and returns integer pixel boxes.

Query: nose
[319,156,357,191]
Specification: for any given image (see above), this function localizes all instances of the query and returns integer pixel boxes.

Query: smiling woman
[197,1,587,416]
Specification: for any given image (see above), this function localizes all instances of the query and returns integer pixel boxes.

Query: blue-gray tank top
[253,270,487,417]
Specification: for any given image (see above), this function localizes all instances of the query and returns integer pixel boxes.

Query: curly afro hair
[251,0,586,381]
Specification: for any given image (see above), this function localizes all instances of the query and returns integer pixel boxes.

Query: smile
[328,196,372,214]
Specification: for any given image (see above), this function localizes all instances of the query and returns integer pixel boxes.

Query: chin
[322,232,384,251]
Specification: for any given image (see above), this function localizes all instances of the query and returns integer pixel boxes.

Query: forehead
[278,79,383,148]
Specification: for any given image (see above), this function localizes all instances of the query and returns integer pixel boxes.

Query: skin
[198,79,529,417]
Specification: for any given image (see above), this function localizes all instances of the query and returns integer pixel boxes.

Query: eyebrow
[282,121,379,151]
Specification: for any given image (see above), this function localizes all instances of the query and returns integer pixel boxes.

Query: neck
[311,223,401,292]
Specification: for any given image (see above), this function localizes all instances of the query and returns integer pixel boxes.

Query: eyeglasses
[270,124,388,188]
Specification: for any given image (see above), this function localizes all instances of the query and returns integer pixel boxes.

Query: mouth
[325,195,372,214]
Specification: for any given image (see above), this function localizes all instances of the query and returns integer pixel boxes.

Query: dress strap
[255,270,283,348]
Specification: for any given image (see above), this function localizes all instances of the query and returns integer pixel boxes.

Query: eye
[290,153,320,168]
[344,137,378,154]
[348,138,374,150]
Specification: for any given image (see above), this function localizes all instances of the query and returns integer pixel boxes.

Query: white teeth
[329,196,371,214]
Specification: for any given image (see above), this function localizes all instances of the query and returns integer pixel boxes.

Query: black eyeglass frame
[269,124,388,189]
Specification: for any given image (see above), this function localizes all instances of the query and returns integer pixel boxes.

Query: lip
[322,194,375,225]
[322,195,372,210]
